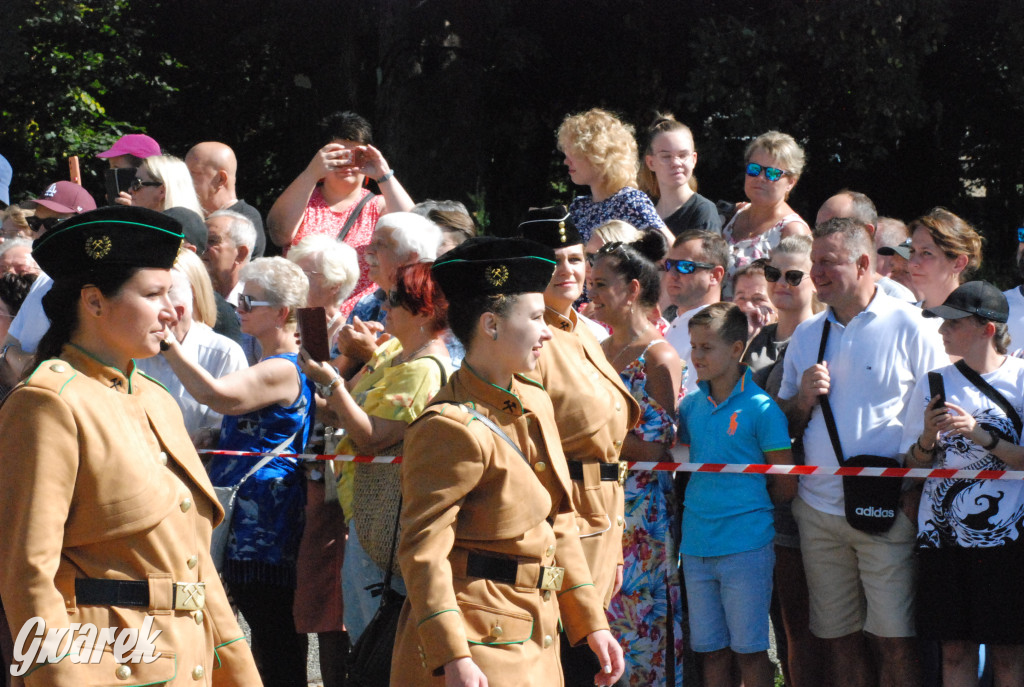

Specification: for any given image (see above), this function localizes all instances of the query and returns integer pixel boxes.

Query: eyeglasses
[764,264,809,286]
[237,294,273,313]
[26,216,64,233]
[385,290,404,308]
[1017,227,1024,243]
[745,162,788,182]
[664,258,715,274]
[129,177,164,193]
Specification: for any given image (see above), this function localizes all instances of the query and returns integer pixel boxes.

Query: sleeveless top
[721,207,808,297]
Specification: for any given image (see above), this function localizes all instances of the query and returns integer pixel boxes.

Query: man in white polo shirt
[663,229,728,394]
[779,217,945,687]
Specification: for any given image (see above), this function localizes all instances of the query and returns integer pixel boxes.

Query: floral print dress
[607,340,686,686]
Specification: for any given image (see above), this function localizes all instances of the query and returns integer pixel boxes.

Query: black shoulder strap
[422,355,449,387]
[954,359,1023,437]
[336,192,376,243]
[816,319,849,466]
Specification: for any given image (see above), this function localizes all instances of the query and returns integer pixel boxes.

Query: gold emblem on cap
[84,235,112,260]
[486,264,509,287]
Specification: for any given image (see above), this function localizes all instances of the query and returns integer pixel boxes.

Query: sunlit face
[382,291,429,344]
[563,146,600,188]
[732,272,773,320]
[586,257,632,327]
[810,233,860,307]
[130,164,165,211]
[744,149,796,207]
[663,239,716,310]
[365,226,406,290]
[646,130,697,191]
[493,292,552,374]
[292,253,336,309]
[0,245,39,276]
[938,316,985,358]
[689,323,743,386]
[766,252,815,313]
[237,283,280,337]
[202,216,240,293]
[889,254,916,294]
[909,226,961,294]
[545,244,586,313]
[93,268,175,364]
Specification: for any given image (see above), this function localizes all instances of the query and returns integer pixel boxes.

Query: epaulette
[22,358,78,396]
[420,401,480,427]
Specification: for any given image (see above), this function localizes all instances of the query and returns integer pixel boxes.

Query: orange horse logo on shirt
[728,410,741,436]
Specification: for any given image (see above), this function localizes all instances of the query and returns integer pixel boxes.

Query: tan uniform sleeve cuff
[417,608,472,672]
[558,583,610,645]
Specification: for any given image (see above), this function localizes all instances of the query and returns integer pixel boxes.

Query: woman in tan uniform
[391,237,625,687]
[0,207,260,686]
[518,206,640,685]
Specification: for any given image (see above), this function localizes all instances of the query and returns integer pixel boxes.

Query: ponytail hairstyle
[593,230,667,309]
[639,113,697,201]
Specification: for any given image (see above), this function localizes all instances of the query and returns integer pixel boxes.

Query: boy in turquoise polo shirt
[678,302,795,687]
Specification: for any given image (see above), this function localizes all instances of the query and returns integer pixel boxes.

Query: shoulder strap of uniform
[425,400,528,467]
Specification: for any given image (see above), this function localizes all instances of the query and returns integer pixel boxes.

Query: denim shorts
[681,542,774,653]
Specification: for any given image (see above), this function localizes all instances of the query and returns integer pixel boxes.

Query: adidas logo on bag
[854,507,895,518]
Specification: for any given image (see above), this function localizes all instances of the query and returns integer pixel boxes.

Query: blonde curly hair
[557,108,639,191]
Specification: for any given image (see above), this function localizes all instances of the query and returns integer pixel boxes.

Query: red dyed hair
[394,262,448,334]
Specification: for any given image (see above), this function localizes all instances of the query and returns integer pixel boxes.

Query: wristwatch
[316,376,343,398]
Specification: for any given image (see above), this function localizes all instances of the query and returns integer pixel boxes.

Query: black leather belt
[465,552,564,592]
[567,461,620,481]
[75,578,205,611]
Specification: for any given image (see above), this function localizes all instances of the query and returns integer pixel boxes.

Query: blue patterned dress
[209,352,315,586]
[569,187,667,242]
[607,341,686,686]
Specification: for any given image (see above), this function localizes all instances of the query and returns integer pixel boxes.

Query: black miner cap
[32,205,183,278]
[431,236,556,301]
[517,205,582,248]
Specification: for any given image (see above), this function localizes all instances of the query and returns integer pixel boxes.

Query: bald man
[185,141,266,256]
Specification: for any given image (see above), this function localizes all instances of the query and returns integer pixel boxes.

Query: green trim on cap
[34,219,185,250]
[434,255,556,269]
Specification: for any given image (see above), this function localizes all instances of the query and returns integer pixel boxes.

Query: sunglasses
[237,294,272,313]
[385,290,405,308]
[26,216,64,233]
[745,162,788,182]
[1017,227,1024,243]
[764,264,808,286]
[129,177,164,193]
[664,258,715,274]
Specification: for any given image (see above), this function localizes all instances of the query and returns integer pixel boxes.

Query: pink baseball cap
[31,181,98,215]
[97,134,162,159]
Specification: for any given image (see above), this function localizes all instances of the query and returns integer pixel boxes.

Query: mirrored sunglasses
[745,162,788,182]
[664,258,715,274]
[1017,227,1024,243]
[764,264,808,286]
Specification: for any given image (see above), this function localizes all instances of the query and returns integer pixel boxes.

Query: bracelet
[914,437,936,456]
[376,169,395,184]
[316,376,343,398]
[981,430,999,451]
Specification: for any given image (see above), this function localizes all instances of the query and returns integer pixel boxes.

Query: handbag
[210,433,296,570]
[347,400,522,686]
[817,320,902,533]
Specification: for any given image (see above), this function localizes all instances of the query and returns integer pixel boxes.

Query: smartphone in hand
[928,371,946,407]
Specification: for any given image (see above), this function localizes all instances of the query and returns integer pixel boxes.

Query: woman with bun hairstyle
[587,230,686,686]
[391,237,624,687]
[0,206,261,686]
[519,207,641,686]
[639,114,722,235]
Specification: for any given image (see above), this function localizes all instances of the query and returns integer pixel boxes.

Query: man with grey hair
[778,217,944,687]
[338,211,442,370]
[138,267,247,444]
[816,190,916,302]
[202,209,257,303]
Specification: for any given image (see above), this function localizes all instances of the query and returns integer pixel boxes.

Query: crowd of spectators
[1,103,1023,687]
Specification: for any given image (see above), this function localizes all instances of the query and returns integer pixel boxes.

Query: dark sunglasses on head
[664,258,715,274]
[26,216,64,233]
[237,294,272,313]
[129,177,164,193]
[745,162,788,182]
[764,264,808,286]
[1017,227,1024,243]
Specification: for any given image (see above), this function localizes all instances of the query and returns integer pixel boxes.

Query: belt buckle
[539,566,564,592]
[617,461,628,486]
[174,582,206,611]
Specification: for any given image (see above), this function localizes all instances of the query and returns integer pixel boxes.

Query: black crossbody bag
[817,320,903,533]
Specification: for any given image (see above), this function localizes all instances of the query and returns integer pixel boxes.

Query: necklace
[607,324,650,367]
[393,339,437,366]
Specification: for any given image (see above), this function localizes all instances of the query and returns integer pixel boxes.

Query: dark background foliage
[3,0,1024,283]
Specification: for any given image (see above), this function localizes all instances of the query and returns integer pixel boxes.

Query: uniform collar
[544,306,577,332]
[459,362,526,416]
[62,344,137,393]
[696,364,753,409]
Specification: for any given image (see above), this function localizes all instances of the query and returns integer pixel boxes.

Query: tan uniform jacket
[530,308,640,607]
[390,366,608,687]
[0,346,261,687]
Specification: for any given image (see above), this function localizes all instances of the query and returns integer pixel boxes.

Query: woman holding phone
[904,281,1024,686]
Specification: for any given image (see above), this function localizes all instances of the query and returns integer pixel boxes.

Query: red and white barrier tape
[197,447,1024,481]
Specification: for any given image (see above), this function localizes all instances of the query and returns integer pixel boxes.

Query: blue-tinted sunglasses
[1017,227,1024,243]
[746,162,788,182]
[664,258,715,274]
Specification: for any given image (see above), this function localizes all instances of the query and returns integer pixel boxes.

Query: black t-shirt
[663,192,723,236]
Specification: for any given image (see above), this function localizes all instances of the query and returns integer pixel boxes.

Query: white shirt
[1003,286,1024,354]
[8,272,52,353]
[665,304,709,395]
[137,321,248,440]
[779,289,946,515]
[877,275,916,302]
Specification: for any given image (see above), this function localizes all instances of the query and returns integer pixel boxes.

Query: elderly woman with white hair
[159,256,315,687]
[287,234,360,357]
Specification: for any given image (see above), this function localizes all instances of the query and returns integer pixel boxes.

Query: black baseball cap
[922,280,1008,323]
[878,238,911,260]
